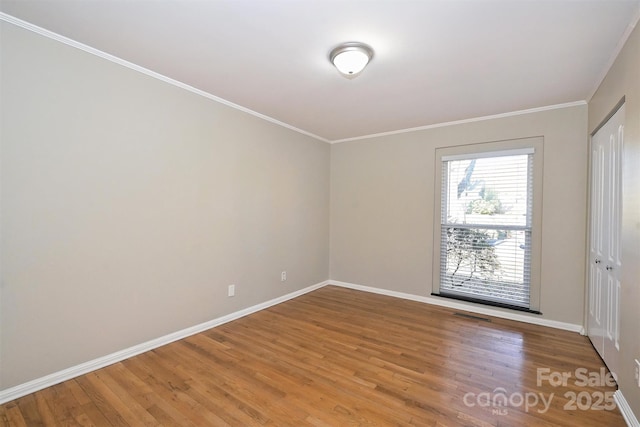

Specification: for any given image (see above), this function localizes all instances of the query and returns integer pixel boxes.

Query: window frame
[432,137,544,313]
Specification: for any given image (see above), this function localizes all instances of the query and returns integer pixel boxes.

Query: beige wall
[0,22,330,389]
[330,105,589,326]
[589,21,640,419]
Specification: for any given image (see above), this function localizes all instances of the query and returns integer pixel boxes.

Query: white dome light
[330,42,374,79]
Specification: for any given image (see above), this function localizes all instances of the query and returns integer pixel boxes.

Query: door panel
[588,104,624,378]
[588,137,605,358]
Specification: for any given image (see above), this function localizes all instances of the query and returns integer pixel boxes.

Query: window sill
[431,292,542,315]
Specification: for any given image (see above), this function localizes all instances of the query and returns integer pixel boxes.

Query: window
[433,139,542,312]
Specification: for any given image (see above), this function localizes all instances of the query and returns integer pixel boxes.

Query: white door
[588,104,624,378]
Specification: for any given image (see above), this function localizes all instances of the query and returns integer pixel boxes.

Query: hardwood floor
[0,286,626,426]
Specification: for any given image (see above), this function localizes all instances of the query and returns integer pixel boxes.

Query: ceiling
[1,0,639,142]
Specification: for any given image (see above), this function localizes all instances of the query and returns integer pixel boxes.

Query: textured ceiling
[2,0,639,142]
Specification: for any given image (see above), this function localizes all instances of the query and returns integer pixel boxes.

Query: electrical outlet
[635,359,640,388]
[228,284,235,297]
[281,271,287,282]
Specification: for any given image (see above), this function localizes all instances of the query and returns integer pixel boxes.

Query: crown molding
[330,101,587,144]
[2,9,623,146]
[0,12,330,144]
[587,4,640,102]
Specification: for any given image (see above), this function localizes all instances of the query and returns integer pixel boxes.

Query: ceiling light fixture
[330,42,374,79]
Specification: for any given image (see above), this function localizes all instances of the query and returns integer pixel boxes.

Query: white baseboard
[0,280,329,405]
[0,279,590,405]
[615,390,640,427]
[329,280,584,333]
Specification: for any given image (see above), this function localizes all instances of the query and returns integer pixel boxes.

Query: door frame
[584,97,625,350]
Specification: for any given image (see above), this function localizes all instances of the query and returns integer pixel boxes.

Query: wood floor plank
[75,374,129,426]
[91,369,160,426]
[2,404,27,427]
[147,345,272,425]
[119,356,213,426]
[13,394,44,427]
[0,286,627,426]
[43,382,90,426]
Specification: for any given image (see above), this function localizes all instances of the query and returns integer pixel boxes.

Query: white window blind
[439,150,533,308]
